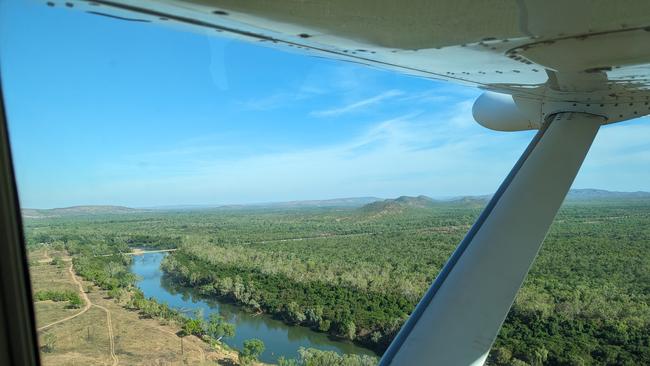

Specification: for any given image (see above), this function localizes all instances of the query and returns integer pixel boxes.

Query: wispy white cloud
[81,98,536,207]
[49,101,650,208]
[238,64,377,112]
[310,89,404,117]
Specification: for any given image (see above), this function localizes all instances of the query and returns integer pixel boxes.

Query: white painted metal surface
[381,113,603,365]
[472,92,541,131]
[473,91,645,131]
[56,0,650,120]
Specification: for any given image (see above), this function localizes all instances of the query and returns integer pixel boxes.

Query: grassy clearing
[34,301,75,330]
[38,306,112,365]
[28,249,242,366]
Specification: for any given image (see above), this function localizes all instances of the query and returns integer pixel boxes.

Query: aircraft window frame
[0,79,41,366]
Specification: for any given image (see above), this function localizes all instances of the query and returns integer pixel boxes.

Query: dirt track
[37,263,92,332]
[38,262,119,365]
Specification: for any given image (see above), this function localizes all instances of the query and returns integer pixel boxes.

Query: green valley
[23,190,650,365]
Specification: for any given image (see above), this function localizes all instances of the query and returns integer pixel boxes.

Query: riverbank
[160,248,399,353]
[133,252,378,363]
[29,247,244,365]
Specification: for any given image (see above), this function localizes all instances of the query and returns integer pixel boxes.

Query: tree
[296,347,378,366]
[239,338,265,365]
[370,330,382,344]
[206,313,235,341]
[105,261,122,279]
[51,256,64,267]
[509,359,530,366]
[182,318,204,337]
[318,319,331,332]
[305,307,323,325]
[107,287,121,300]
[277,356,298,366]
[488,347,513,365]
[285,301,306,324]
[67,294,83,309]
[341,321,356,340]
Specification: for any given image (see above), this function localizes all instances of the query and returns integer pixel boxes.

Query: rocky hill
[22,205,142,218]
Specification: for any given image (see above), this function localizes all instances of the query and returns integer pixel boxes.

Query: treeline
[124,234,180,250]
[34,290,83,308]
[278,347,377,366]
[71,253,136,292]
[62,237,240,350]
[126,288,236,345]
[162,252,408,350]
[24,217,181,252]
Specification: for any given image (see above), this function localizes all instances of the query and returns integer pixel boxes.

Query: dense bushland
[22,199,650,365]
[34,290,83,308]
[278,347,378,366]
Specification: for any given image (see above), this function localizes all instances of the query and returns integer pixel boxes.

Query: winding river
[131,252,378,363]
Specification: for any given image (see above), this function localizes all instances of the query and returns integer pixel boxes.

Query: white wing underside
[71,0,650,116]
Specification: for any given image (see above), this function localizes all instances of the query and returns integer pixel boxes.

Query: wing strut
[380,112,603,365]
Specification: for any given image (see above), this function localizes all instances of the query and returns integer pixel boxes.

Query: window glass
[1,1,649,365]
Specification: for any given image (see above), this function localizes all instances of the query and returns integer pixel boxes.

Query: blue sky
[1,2,649,209]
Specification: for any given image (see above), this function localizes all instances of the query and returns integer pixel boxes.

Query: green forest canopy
[23,196,650,365]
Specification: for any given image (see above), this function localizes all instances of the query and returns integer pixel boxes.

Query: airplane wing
[72,1,650,102]
[44,1,650,365]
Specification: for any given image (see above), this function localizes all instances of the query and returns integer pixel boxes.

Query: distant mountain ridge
[22,189,650,218]
[443,188,650,204]
[219,197,382,210]
[21,205,143,218]
[149,197,382,211]
[22,198,382,217]
[358,189,650,215]
[566,188,650,200]
[359,194,489,214]
[359,195,436,214]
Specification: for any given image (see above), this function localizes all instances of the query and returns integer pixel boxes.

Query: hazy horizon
[20,187,650,210]
[22,193,472,210]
